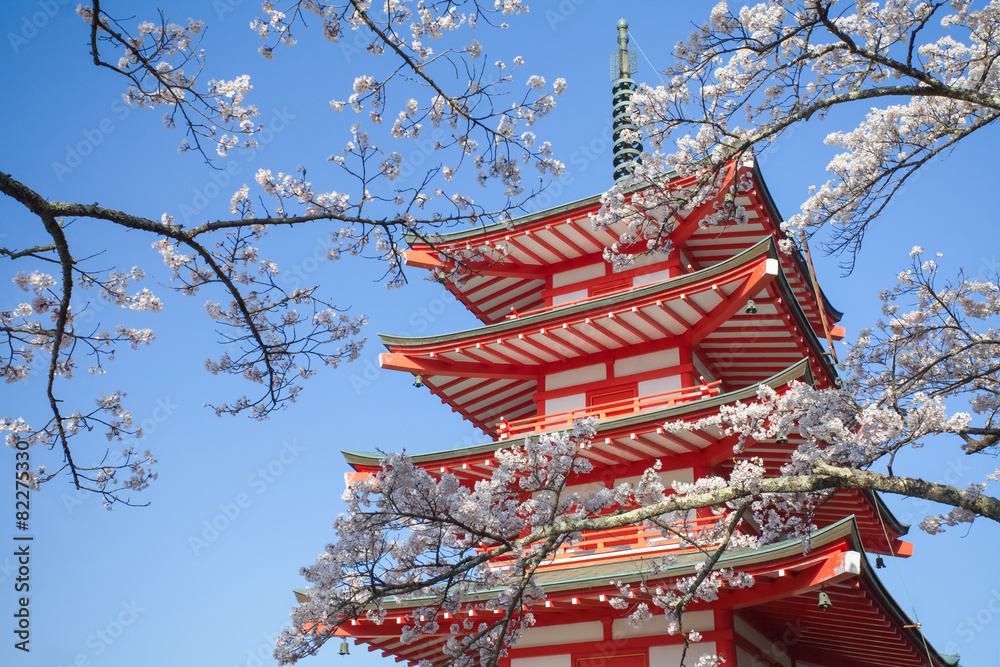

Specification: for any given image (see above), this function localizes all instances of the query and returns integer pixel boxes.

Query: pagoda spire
[611,18,642,183]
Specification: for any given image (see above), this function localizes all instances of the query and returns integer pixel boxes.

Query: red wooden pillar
[678,345,696,389]
[713,608,737,666]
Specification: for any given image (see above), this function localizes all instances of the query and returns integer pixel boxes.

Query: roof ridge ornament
[611,18,642,183]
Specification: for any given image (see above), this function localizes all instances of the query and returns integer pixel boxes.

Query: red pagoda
[321,19,958,667]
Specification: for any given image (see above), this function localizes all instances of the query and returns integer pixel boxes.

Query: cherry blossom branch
[0,244,58,262]
[600,0,1000,270]
[3,0,569,507]
[675,503,750,667]
[280,430,1000,667]
[83,0,258,162]
[812,460,1000,521]
[38,209,80,487]
[0,169,363,494]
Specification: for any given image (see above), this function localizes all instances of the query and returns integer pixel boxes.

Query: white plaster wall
[666,467,694,486]
[553,263,605,288]
[616,468,693,490]
[633,268,672,287]
[517,622,604,648]
[638,376,682,397]
[544,393,585,416]
[513,655,571,667]
[613,610,713,640]
[546,364,606,391]
[612,610,707,640]
[617,250,670,272]
[614,350,679,377]
[563,481,608,498]
[649,642,716,667]
[552,288,588,306]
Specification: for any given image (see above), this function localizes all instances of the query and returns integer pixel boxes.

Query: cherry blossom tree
[3,0,999,662]
[596,0,1000,271]
[592,0,1000,523]
[277,249,1000,665]
[278,2,1000,665]
[1,0,564,506]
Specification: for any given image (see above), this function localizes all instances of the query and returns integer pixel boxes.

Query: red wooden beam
[460,345,506,367]
[631,433,675,457]
[583,317,630,347]
[599,224,621,245]
[457,378,523,409]
[546,221,589,256]
[683,257,779,346]
[539,327,589,357]
[472,341,526,366]
[519,332,567,362]
[466,383,536,417]
[404,249,547,281]
[498,339,548,365]
[655,427,705,453]
[525,228,570,261]
[631,306,676,337]
[680,292,710,319]
[463,274,509,298]
[379,352,538,379]
[582,443,631,466]
[439,376,493,399]
[481,282,543,317]
[560,322,610,353]
[607,311,655,343]
[503,234,548,265]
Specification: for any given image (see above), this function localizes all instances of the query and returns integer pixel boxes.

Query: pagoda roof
[725,517,953,667]
[344,358,814,473]
[408,189,605,247]
[328,517,953,667]
[379,237,838,435]
[344,357,909,557]
[403,159,843,338]
[387,236,783,345]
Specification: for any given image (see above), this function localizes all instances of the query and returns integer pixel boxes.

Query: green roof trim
[368,517,862,609]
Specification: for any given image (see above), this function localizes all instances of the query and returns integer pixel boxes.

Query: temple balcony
[495,379,721,440]
[480,513,732,568]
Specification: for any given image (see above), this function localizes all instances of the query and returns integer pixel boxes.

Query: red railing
[483,514,729,563]
[496,380,722,439]
[554,514,726,557]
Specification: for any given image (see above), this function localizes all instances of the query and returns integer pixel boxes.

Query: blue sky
[1,2,999,666]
